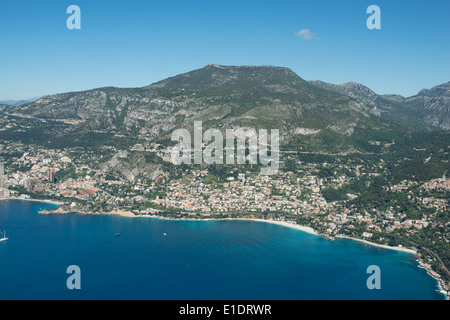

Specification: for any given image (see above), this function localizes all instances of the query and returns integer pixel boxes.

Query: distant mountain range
[0,97,41,106]
[310,80,450,130]
[0,65,448,152]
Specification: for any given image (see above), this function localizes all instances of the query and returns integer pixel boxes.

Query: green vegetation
[321,187,348,202]
[0,65,448,293]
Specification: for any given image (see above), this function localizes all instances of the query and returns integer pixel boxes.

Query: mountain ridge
[310,79,450,130]
[0,64,448,153]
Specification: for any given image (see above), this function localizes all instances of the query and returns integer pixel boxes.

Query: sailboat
[0,231,8,242]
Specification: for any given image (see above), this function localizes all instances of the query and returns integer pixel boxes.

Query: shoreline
[334,235,417,254]
[417,262,449,300]
[238,218,319,236]
[6,199,416,254]
[4,197,448,299]
[139,215,417,253]
[3,197,65,206]
[138,215,319,236]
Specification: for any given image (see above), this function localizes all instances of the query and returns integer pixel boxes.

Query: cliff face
[311,80,450,130]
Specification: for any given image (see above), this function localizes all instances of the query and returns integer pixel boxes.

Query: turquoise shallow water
[0,200,445,300]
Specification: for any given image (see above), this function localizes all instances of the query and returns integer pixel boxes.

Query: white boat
[0,231,8,242]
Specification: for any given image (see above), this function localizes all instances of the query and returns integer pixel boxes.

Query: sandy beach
[237,218,319,236]
[138,215,318,235]
[240,219,417,254]
[107,209,136,218]
[335,235,417,254]
[8,197,65,206]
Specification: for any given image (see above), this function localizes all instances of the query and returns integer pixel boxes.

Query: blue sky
[0,0,449,100]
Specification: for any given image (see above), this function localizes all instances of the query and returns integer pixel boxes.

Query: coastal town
[1,0,449,302]
[1,141,447,230]
[1,140,448,235]
[0,139,448,296]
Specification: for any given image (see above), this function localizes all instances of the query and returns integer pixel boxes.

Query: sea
[0,199,446,300]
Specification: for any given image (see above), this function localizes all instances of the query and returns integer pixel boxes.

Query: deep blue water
[0,200,445,300]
